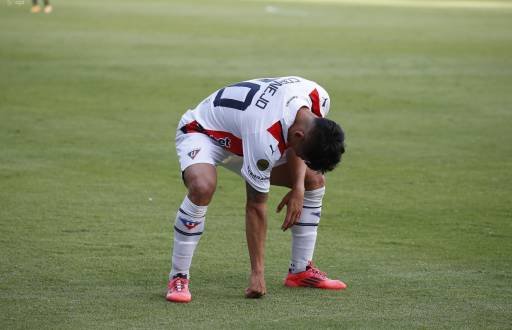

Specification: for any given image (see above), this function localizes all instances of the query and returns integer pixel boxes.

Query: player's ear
[293,130,305,140]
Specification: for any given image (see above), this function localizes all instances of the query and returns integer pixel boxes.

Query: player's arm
[245,182,268,298]
[276,148,307,231]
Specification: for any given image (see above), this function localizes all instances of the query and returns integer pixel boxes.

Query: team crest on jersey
[188,148,201,159]
[179,217,201,230]
[257,159,270,171]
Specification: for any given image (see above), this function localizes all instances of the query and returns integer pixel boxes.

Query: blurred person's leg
[43,0,52,13]
[31,0,41,13]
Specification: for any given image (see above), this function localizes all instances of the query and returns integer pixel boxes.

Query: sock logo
[311,211,321,218]
[179,217,201,230]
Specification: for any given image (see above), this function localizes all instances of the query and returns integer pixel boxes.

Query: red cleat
[166,276,192,303]
[284,262,347,290]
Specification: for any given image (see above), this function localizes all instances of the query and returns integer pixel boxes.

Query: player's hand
[245,272,266,298]
[276,188,304,231]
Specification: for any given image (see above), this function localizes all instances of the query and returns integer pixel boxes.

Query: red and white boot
[284,261,347,290]
[166,275,192,303]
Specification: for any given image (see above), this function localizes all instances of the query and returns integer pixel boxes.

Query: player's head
[300,118,345,173]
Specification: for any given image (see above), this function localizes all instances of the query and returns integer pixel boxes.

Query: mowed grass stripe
[259,0,512,9]
[1,0,511,328]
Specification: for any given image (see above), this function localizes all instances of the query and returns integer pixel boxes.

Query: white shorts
[175,130,288,177]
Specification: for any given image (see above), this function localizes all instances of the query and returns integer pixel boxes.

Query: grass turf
[1,0,512,328]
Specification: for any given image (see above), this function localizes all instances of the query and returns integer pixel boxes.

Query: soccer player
[166,76,347,303]
[31,0,52,14]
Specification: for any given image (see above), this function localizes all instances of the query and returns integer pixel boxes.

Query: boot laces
[173,278,184,292]
[308,262,327,279]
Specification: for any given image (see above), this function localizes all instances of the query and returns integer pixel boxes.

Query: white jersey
[178,76,330,192]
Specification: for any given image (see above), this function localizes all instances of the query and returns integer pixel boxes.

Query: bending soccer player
[166,76,346,303]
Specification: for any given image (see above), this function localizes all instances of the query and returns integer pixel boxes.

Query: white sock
[170,196,207,279]
[290,187,325,274]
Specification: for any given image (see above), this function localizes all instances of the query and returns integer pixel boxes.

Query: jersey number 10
[213,81,261,111]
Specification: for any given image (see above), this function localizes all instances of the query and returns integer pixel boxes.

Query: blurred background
[1,0,511,328]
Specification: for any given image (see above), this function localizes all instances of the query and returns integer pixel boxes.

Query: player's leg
[270,164,346,290]
[271,164,325,272]
[170,163,216,278]
[167,133,220,303]
[31,0,41,13]
[42,0,52,13]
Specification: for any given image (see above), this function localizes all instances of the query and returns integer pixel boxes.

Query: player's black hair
[302,118,345,173]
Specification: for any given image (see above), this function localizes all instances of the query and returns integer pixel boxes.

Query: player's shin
[170,196,207,279]
[290,187,325,274]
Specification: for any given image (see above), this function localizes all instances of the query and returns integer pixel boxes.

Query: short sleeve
[283,95,310,127]
[240,132,277,193]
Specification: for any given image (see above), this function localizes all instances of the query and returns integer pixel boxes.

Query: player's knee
[304,171,325,191]
[187,179,216,205]
[183,164,217,205]
[188,181,215,205]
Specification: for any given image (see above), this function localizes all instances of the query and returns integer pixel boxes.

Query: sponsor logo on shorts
[188,148,201,159]
[179,217,201,230]
[246,165,270,182]
[257,159,270,171]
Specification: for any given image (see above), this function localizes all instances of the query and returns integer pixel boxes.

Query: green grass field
[1,0,512,328]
